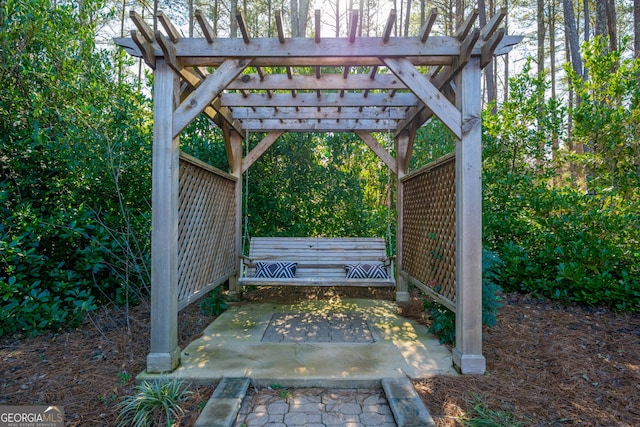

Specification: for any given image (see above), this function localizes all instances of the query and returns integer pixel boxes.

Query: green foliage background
[0,0,153,335]
[482,46,640,311]
[1,2,638,338]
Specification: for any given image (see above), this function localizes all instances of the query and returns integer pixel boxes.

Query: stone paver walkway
[262,312,374,343]
[234,387,397,427]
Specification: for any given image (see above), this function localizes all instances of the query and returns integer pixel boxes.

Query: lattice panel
[402,153,456,307]
[177,153,237,309]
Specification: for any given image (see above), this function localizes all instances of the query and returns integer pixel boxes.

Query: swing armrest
[239,255,253,266]
[382,255,396,267]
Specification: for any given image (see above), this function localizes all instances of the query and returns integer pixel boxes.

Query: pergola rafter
[115,8,521,377]
[118,8,520,140]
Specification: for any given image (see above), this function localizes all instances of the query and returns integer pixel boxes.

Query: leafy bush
[483,50,640,312]
[425,249,504,344]
[495,190,640,311]
[199,287,228,316]
[0,0,153,336]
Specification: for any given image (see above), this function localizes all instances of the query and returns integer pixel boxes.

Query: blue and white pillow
[344,262,388,279]
[254,261,297,278]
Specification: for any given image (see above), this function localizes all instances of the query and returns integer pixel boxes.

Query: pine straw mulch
[1,286,639,426]
[404,292,640,427]
[0,301,218,426]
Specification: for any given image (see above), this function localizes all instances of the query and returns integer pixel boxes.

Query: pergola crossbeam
[114,35,523,62]
[383,57,462,139]
[355,131,397,174]
[173,58,252,138]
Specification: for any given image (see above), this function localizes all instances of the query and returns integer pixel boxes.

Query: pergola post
[147,59,181,373]
[228,130,243,296]
[395,131,411,302]
[453,56,486,374]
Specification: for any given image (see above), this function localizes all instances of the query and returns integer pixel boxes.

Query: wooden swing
[237,134,395,288]
[238,236,395,287]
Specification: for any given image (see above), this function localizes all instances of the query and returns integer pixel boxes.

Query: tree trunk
[596,0,607,40]
[335,0,340,37]
[635,0,640,58]
[549,0,556,99]
[290,0,299,36]
[359,0,364,36]
[563,0,583,79]
[456,0,464,28]
[298,0,310,37]
[537,0,546,81]
[503,0,509,103]
[584,0,590,42]
[213,0,219,37]
[607,0,617,51]
[564,15,586,190]
[404,0,412,37]
[230,0,238,37]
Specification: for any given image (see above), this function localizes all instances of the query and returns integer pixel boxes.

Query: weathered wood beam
[194,9,215,43]
[392,104,425,138]
[340,10,358,98]
[240,118,398,132]
[383,9,396,43]
[433,29,479,89]
[131,30,155,69]
[115,35,522,61]
[227,73,407,91]
[241,131,284,173]
[157,11,180,42]
[209,97,245,136]
[232,106,407,120]
[236,12,251,43]
[480,7,507,40]
[314,10,321,43]
[481,28,505,68]
[355,131,397,174]
[173,58,252,138]
[383,57,461,139]
[276,10,286,43]
[348,9,359,43]
[454,9,479,41]
[129,10,154,43]
[394,28,479,136]
[155,33,243,135]
[418,9,438,42]
[219,92,418,107]
[147,58,180,373]
[494,35,524,56]
[155,31,181,72]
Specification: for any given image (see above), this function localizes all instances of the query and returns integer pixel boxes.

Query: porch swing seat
[238,237,395,287]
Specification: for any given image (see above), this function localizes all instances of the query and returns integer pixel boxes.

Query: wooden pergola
[116,8,521,375]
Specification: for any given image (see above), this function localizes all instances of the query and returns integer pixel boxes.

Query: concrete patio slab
[138,298,457,387]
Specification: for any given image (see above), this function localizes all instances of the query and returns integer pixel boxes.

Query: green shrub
[495,190,640,311]
[0,0,153,336]
[199,287,228,316]
[425,249,504,344]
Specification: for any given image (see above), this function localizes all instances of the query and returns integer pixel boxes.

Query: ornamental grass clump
[116,378,192,427]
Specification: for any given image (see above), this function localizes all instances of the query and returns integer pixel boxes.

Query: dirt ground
[1,287,639,426]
